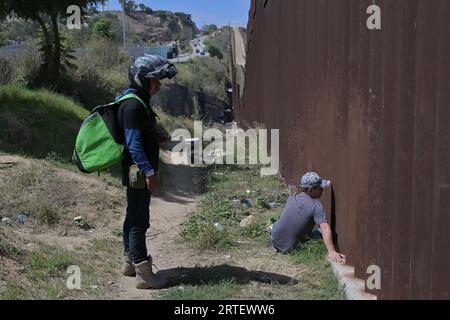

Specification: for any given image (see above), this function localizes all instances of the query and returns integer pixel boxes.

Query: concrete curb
[330,262,377,300]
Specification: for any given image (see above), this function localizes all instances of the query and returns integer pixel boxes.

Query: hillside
[106,10,198,44]
[0,85,88,160]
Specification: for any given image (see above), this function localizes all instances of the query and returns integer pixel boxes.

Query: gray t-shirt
[270,193,328,253]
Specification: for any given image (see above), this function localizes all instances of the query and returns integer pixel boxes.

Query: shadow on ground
[156,264,298,288]
[156,162,209,205]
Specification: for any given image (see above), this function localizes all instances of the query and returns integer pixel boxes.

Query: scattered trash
[231,199,241,207]
[268,202,280,209]
[256,197,270,209]
[74,217,93,230]
[246,190,258,197]
[214,172,224,176]
[240,215,257,228]
[89,285,98,289]
[108,281,115,285]
[223,255,231,260]
[241,199,253,207]
[15,213,28,224]
[17,266,26,273]
[214,222,224,231]
[1,217,12,225]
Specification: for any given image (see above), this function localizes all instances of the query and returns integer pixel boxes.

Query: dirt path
[110,152,302,300]
[111,151,204,299]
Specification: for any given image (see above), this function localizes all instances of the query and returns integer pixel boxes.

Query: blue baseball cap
[300,172,331,189]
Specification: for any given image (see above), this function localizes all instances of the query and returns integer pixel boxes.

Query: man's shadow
[155,264,298,288]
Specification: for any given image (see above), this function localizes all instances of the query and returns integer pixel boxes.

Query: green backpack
[72,93,147,174]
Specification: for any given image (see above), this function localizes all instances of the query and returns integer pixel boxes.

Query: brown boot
[133,258,167,289]
[122,252,136,277]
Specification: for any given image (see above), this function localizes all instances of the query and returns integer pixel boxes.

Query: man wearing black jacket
[116,55,177,289]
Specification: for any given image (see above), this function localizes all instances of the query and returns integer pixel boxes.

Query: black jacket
[117,89,160,186]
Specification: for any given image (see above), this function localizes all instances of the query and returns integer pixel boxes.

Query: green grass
[290,240,345,300]
[171,56,229,101]
[0,238,122,300]
[160,280,242,300]
[0,163,69,225]
[182,164,288,250]
[0,241,24,260]
[26,244,75,279]
[0,84,88,159]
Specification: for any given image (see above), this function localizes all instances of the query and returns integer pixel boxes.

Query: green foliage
[160,280,241,300]
[168,19,181,34]
[93,18,115,40]
[123,0,138,14]
[64,38,129,107]
[290,241,345,300]
[26,244,75,278]
[206,44,223,60]
[3,0,106,83]
[0,241,23,260]
[111,227,123,237]
[0,84,88,158]
[172,57,229,100]
[155,10,170,21]
[204,27,231,65]
[0,58,12,84]
[203,24,218,34]
[0,19,39,42]
[242,223,268,239]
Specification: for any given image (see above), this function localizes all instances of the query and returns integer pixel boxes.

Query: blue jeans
[123,187,151,264]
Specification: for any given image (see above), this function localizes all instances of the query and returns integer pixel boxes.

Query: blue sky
[99,0,251,28]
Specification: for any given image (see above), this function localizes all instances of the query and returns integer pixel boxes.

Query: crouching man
[269,172,346,263]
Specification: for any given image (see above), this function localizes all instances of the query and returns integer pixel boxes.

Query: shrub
[206,44,223,60]
[12,40,42,85]
[0,58,12,84]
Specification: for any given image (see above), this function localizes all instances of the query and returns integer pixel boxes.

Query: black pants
[123,187,151,264]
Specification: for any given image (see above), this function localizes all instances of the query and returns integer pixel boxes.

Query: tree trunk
[50,14,61,79]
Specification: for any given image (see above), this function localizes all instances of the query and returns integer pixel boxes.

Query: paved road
[169,35,210,63]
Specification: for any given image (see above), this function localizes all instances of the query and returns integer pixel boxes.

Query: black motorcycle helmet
[128,54,178,93]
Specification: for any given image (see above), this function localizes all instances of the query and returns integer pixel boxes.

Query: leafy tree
[120,0,137,14]
[207,44,223,60]
[93,18,115,40]
[203,24,218,34]
[2,0,106,84]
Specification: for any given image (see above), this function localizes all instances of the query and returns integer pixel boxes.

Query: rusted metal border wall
[237,0,450,299]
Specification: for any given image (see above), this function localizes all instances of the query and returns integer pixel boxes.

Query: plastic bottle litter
[242,199,253,207]
[1,217,12,225]
[268,202,279,209]
[231,199,241,207]
[15,213,28,224]
[214,223,224,231]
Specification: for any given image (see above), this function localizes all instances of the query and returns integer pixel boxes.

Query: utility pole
[122,0,126,48]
